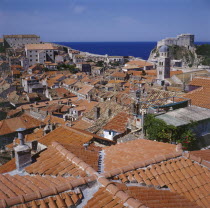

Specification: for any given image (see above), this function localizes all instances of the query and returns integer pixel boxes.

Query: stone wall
[157,34,194,48]
[4,36,40,48]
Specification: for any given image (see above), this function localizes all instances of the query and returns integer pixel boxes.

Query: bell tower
[157,45,170,80]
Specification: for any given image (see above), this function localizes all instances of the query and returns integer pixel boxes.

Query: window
[36,59,38,61]
[109,131,112,135]
[159,71,162,75]
[30,55,32,57]
[30,59,32,61]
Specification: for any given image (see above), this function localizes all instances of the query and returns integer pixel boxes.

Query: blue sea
[55,42,210,60]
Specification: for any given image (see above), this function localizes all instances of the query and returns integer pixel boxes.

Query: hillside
[196,44,210,66]
[148,44,205,67]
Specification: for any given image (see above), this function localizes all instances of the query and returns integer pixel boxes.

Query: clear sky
[0,0,210,42]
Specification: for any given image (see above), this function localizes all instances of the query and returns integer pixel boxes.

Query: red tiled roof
[72,119,93,130]
[0,174,83,208]
[53,87,76,98]
[127,70,143,76]
[72,127,115,143]
[188,77,210,87]
[77,85,94,95]
[103,139,181,172]
[145,69,157,76]
[63,78,77,85]
[12,69,21,75]
[183,87,210,109]
[12,190,83,208]
[26,142,98,176]
[87,182,199,208]
[124,185,199,208]
[0,158,16,174]
[43,115,66,125]
[170,70,183,76]
[111,72,127,78]
[0,114,42,136]
[38,126,93,146]
[84,184,127,208]
[113,157,210,208]
[25,43,55,50]
[103,112,130,133]
[186,149,210,164]
[72,99,98,114]
[126,60,153,67]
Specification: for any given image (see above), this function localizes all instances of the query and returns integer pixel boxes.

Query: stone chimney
[94,107,100,120]
[14,128,31,171]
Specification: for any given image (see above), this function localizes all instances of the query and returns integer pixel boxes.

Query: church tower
[157,45,170,80]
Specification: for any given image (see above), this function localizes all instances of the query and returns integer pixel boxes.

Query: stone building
[157,34,194,49]
[157,45,171,81]
[25,43,57,66]
[3,34,40,48]
[106,56,124,64]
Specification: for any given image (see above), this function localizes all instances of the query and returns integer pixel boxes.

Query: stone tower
[157,45,170,80]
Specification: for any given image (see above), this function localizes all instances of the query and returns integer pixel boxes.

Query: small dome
[159,45,169,53]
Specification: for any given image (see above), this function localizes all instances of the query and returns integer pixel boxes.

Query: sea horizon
[55,41,210,60]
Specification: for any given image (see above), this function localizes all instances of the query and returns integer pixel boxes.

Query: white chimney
[14,128,31,171]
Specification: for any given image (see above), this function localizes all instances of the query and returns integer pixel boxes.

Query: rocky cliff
[148,45,202,67]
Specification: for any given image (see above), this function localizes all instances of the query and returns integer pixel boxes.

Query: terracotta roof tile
[37,126,93,146]
[188,149,210,163]
[111,72,127,78]
[115,157,210,208]
[103,139,180,172]
[0,114,42,136]
[188,77,210,87]
[26,141,98,176]
[25,43,55,50]
[0,158,16,174]
[170,70,183,76]
[183,86,210,109]
[126,60,153,67]
[103,112,130,133]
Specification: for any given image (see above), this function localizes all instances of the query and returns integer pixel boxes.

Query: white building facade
[25,43,56,66]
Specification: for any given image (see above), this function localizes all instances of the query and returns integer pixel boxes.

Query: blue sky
[0,0,210,42]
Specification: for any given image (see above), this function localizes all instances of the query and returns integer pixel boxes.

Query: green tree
[96,61,104,67]
[144,114,196,150]
[196,44,210,66]
[144,114,175,142]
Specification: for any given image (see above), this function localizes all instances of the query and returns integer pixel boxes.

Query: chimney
[176,143,183,152]
[107,109,112,117]
[94,107,100,120]
[83,143,88,150]
[14,128,31,171]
